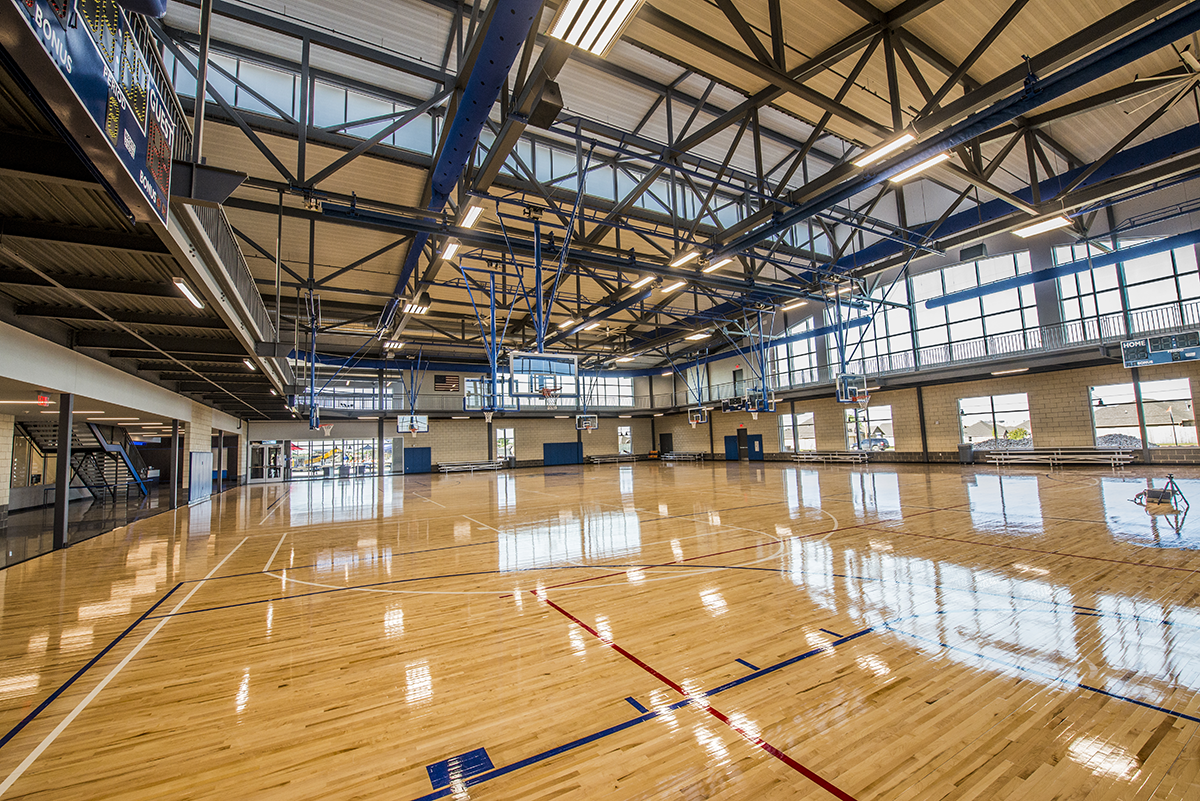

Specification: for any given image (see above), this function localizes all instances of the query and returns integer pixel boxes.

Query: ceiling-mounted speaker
[527,80,563,130]
[116,0,168,17]
[960,243,988,262]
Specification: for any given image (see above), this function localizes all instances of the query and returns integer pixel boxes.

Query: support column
[1132,367,1152,464]
[377,417,385,477]
[168,420,180,509]
[0,412,13,529]
[52,393,73,549]
[215,429,225,492]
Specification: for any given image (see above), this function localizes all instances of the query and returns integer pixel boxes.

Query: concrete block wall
[0,413,12,526]
[181,402,213,490]
[508,417,579,463]
[425,418,488,463]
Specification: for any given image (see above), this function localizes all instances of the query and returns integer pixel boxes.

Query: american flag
[434,374,460,392]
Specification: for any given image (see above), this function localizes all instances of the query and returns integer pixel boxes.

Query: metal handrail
[191,205,277,341]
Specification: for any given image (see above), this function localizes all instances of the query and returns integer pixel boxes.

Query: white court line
[259,488,291,526]
[0,537,249,798]
[263,532,289,573]
[462,515,500,533]
[412,493,446,508]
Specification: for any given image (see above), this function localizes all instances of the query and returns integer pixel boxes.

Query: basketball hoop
[484,410,494,425]
[856,393,871,413]
[751,411,759,421]
[409,425,419,436]
[689,419,698,429]
[320,424,334,437]
[540,385,562,410]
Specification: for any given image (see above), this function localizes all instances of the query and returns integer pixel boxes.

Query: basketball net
[540,386,561,411]
[689,419,698,429]
[409,425,419,436]
[856,394,871,413]
[320,424,333,437]
[484,410,494,425]
[751,411,759,421]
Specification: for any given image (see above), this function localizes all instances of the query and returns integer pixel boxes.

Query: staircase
[17,421,151,502]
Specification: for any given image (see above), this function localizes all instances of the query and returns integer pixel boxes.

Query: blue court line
[0,582,183,752]
[404,629,873,801]
[885,625,1200,724]
[624,696,649,713]
[735,658,760,671]
[819,628,843,638]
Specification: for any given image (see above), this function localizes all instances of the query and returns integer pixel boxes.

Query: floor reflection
[498,509,642,571]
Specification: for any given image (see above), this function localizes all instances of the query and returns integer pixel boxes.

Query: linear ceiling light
[890,152,950,183]
[661,280,686,293]
[1013,216,1072,238]
[442,241,460,261]
[557,318,577,328]
[854,133,915,168]
[171,277,204,309]
[582,322,601,331]
[383,340,405,350]
[630,275,654,289]
[669,250,700,268]
[548,0,646,57]
[782,300,807,311]
[703,257,734,273]
[243,359,256,371]
[616,356,636,363]
[404,293,431,315]
[991,367,1029,376]
[461,204,484,229]
[685,331,709,341]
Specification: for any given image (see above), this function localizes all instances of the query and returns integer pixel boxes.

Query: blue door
[724,435,739,461]
[748,434,764,461]
[404,447,432,474]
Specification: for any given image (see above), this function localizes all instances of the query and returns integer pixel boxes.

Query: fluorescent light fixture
[631,275,654,289]
[582,322,601,331]
[703,257,734,273]
[172,277,204,309]
[661,280,686,293]
[854,133,915,168]
[661,371,671,376]
[404,292,431,315]
[383,340,405,350]
[1013,216,1072,238]
[558,318,577,328]
[653,413,663,417]
[991,367,1029,376]
[782,300,806,312]
[269,389,277,396]
[87,417,138,421]
[243,359,256,370]
[452,416,470,419]
[685,332,709,341]
[616,356,635,363]
[554,415,570,419]
[442,241,460,261]
[670,250,700,268]
[619,415,631,418]
[461,204,484,229]
[548,0,646,57]
[890,152,950,183]
[360,416,378,420]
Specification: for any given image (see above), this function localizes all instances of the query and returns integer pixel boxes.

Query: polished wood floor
[2,461,1200,800]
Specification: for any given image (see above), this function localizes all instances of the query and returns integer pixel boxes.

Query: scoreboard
[11,0,176,224]
[1121,331,1200,368]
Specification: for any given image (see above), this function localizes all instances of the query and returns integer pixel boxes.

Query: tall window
[827,282,913,375]
[1090,379,1196,447]
[581,377,633,407]
[771,317,818,388]
[959,394,1032,447]
[495,428,515,459]
[779,412,816,452]
[845,405,893,450]
[617,426,632,455]
[1140,378,1196,447]
[909,253,1038,364]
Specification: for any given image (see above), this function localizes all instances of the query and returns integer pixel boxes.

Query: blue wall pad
[404,447,432,474]
[543,442,583,466]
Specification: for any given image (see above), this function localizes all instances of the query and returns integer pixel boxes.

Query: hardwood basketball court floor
[2,461,1200,800]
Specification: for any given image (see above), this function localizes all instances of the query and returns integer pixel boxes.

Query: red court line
[860,526,1200,574]
[537,591,858,801]
[506,504,967,597]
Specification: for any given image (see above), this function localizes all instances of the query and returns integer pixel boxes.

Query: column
[0,413,13,529]
[168,420,180,509]
[377,417,385,476]
[52,393,73,549]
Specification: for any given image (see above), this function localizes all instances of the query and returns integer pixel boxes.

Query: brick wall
[425,418,488,463]
[181,402,213,490]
